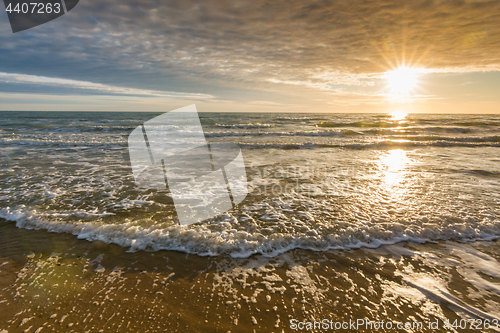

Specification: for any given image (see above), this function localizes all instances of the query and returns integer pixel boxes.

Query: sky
[1,0,499,113]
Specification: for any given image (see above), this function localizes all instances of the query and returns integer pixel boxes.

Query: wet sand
[1,220,500,333]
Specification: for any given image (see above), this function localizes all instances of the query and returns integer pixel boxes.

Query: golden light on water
[389,111,408,121]
[382,149,408,172]
[380,149,410,191]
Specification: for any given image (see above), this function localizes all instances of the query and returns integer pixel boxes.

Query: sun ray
[373,42,433,101]
[385,66,420,96]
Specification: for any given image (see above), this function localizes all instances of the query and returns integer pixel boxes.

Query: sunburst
[375,43,429,100]
[386,66,419,96]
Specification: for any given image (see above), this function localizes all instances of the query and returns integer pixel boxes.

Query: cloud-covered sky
[1,0,499,112]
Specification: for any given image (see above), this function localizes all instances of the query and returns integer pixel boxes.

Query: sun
[389,111,408,121]
[385,66,419,96]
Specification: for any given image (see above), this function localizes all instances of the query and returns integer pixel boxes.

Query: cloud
[0,0,499,97]
[0,72,214,99]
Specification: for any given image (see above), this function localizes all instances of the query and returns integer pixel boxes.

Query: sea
[0,111,499,332]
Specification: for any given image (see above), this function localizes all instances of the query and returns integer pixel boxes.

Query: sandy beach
[1,112,500,332]
[2,221,500,332]
[2,0,500,330]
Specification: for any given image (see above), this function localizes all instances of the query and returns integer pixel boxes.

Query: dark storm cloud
[1,0,499,92]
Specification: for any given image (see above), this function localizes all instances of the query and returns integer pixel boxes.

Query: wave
[205,127,498,138]
[239,140,500,150]
[453,121,499,127]
[276,117,316,121]
[391,135,500,143]
[363,127,478,135]
[204,130,345,138]
[317,121,411,128]
[1,205,499,258]
[456,169,500,178]
[0,137,124,147]
[214,123,274,129]
[317,120,500,129]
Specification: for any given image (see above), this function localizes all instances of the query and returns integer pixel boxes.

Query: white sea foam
[1,112,499,258]
[1,194,499,258]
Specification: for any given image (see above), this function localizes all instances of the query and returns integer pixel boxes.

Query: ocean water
[1,111,500,332]
[0,111,499,257]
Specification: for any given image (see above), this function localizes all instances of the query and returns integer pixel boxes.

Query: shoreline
[1,221,499,332]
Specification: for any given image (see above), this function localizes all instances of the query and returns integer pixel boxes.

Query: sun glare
[386,66,419,96]
[380,149,410,189]
[389,111,408,121]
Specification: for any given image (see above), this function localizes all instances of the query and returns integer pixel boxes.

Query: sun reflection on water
[389,112,408,121]
[380,149,410,189]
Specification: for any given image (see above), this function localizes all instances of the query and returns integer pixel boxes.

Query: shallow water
[0,111,499,331]
[0,112,499,257]
[1,223,500,332]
